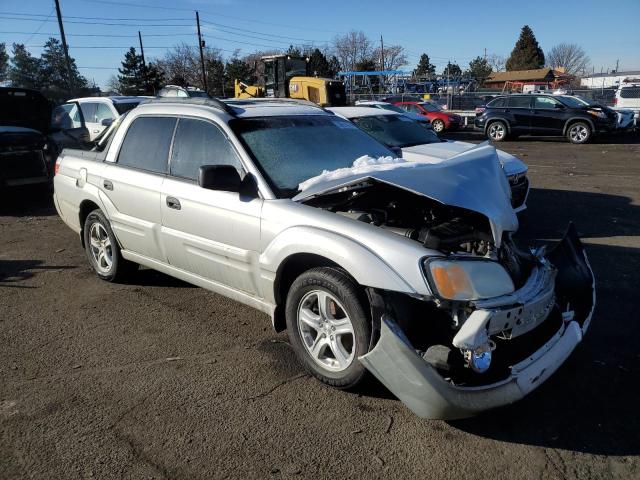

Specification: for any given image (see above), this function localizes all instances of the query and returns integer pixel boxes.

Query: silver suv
[53,98,595,419]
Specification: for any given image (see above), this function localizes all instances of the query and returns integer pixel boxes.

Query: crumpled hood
[294,144,518,246]
[402,140,528,176]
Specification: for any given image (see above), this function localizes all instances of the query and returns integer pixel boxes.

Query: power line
[0,31,196,38]
[23,7,55,45]
[0,16,193,27]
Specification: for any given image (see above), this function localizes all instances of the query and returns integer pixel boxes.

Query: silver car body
[54,98,595,419]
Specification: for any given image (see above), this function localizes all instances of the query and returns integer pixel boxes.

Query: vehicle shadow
[443,129,640,145]
[122,267,196,289]
[0,184,56,217]
[0,259,75,287]
[517,187,640,241]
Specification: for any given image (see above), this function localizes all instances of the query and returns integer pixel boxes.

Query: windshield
[230,115,393,197]
[420,102,442,112]
[352,114,440,148]
[558,96,591,108]
[188,91,209,98]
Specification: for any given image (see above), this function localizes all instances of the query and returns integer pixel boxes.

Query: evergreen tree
[442,62,462,77]
[0,43,8,83]
[143,61,165,95]
[40,37,86,91]
[205,55,225,97]
[308,48,332,77]
[117,47,146,95]
[506,25,545,71]
[286,45,303,57]
[9,43,42,89]
[466,56,492,82]
[327,55,341,77]
[224,56,253,94]
[413,53,436,77]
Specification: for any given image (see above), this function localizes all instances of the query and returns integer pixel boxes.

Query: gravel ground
[1,132,639,479]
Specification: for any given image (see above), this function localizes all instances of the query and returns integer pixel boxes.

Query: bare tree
[331,30,373,72]
[105,75,121,93]
[156,42,225,93]
[547,43,590,75]
[487,54,506,72]
[373,44,408,71]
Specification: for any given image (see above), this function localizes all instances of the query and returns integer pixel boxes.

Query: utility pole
[54,0,74,93]
[379,35,385,94]
[138,31,150,94]
[615,59,619,73]
[484,48,487,61]
[196,11,208,93]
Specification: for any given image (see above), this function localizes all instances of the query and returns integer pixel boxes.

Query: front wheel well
[78,200,100,247]
[563,118,594,135]
[485,118,509,134]
[272,253,351,332]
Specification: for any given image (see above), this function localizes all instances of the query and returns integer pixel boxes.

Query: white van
[613,82,640,125]
[67,96,147,140]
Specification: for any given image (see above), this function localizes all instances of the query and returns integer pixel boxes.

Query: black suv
[475,94,618,144]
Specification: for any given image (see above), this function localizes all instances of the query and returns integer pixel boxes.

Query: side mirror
[101,118,114,127]
[199,165,242,192]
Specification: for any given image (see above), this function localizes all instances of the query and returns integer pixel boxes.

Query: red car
[393,101,462,133]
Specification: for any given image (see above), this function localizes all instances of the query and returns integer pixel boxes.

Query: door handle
[166,196,181,210]
[92,129,100,133]
[103,180,113,190]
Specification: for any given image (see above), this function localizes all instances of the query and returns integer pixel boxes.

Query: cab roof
[327,106,398,119]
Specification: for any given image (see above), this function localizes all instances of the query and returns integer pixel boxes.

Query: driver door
[160,117,263,295]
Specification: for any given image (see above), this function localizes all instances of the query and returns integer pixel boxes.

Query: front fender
[260,226,417,299]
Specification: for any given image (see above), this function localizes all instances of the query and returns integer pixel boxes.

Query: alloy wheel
[297,289,355,372]
[569,124,589,143]
[89,222,113,274]
[488,122,506,140]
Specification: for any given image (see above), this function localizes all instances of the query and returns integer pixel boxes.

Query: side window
[488,97,506,108]
[95,103,115,122]
[117,116,176,173]
[169,118,242,181]
[508,96,532,108]
[533,96,559,109]
[79,103,97,123]
[402,104,417,113]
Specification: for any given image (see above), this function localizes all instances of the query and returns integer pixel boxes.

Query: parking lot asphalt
[1,131,639,480]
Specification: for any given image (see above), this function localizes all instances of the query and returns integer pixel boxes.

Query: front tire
[432,119,445,133]
[83,209,137,282]
[566,121,591,144]
[487,120,508,142]
[285,267,371,389]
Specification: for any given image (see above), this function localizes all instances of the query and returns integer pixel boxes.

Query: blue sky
[1,0,639,89]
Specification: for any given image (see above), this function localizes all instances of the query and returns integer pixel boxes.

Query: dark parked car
[0,88,90,189]
[474,94,618,144]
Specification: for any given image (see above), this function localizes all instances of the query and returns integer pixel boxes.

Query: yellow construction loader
[234,54,346,107]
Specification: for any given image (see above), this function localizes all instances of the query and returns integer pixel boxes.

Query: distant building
[484,68,571,90]
[580,70,640,89]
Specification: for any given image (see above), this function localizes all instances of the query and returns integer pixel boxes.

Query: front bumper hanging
[359,223,596,420]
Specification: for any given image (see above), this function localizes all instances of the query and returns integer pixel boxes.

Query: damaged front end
[360,223,595,420]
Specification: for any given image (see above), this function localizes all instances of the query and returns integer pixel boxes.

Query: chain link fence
[349,89,619,111]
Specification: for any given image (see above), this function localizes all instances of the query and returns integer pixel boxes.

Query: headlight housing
[424,258,515,301]
[587,109,606,119]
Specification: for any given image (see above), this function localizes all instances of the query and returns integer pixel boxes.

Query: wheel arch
[563,117,594,135]
[484,117,511,134]
[78,199,101,248]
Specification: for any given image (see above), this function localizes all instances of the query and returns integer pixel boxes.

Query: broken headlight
[424,258,515,301]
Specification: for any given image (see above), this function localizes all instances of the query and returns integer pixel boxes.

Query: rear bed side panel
[53,152,108,234]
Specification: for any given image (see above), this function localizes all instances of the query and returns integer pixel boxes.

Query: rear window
[79,103,98,122]
[620,88,640,99]
[117,116,176,173]
[508,96,532,108]
[487,97,506,108]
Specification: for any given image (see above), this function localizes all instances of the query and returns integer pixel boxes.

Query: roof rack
[140,97,237,117]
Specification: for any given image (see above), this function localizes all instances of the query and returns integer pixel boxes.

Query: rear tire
[487,120,508,142]
[285,267,371,389]
[566,121,591,144]
[83,209,137,282]
[432,119,445,133]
